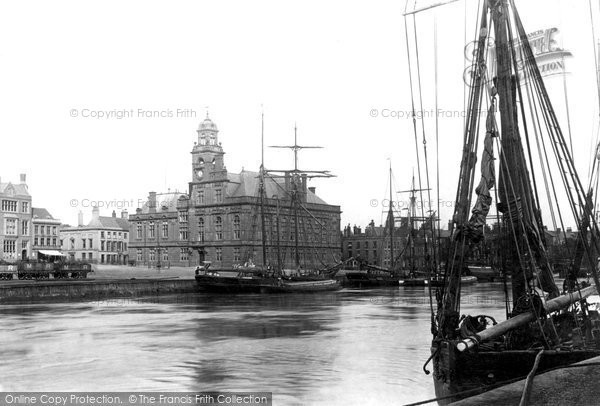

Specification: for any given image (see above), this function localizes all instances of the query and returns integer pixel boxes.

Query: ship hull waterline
[195,275,341,294]
[432,344,600,404]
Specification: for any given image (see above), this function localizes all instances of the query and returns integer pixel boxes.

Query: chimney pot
[20,173,26,184]
[112,210,116,218]
[78,211,84,227]
[121,210,129,219]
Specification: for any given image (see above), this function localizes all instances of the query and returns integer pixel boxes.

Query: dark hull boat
[195,269,265,293]
[431,286,600,403]
[417,0,600,403]
[344,269,402,287]
[195,265,341,294]
[433,346,600,401]
[261,278,341,293]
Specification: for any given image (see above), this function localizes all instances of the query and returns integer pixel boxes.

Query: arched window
[233,215,240,240]
[215,216,222,240]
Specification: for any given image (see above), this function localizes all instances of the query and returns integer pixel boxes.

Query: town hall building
[129,116,341,269]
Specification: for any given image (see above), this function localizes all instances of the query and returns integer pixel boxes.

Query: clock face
[196,169,203,179]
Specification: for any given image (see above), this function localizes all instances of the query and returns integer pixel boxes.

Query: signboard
[464,27,572,86]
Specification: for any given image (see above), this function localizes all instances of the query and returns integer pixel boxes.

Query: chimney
[78,210,84,227]
[92,205,100,221]
[567,227,572,233]
[308,186,316,194]
[284,172,290,193]
[112,210,116,218]
[149,191,157,213]
[121,210,129,219]
[301,174,307,202]
[20,173,26,184]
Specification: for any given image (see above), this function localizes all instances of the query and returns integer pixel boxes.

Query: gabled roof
[0,182,30,197]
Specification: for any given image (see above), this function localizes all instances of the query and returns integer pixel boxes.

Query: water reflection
[0,285,510,404]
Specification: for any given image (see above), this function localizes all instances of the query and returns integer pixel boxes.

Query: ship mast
[388,161,395,270]
[259,110,268,269]
[268,124,334,269]
[398,172,431,274]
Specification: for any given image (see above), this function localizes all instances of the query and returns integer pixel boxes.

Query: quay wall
[0,279,197,303]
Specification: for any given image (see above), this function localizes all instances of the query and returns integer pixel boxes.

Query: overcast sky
[0,0,598,229]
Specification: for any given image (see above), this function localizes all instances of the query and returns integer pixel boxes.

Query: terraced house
[31,207,61,258]
[61,206,130,264]
[0,174,32,261]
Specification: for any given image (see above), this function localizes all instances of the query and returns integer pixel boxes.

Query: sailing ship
[344,164,406,287]
[425,0,600,403]
[196,121,342,293]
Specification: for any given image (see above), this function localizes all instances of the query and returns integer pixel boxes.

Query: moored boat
[194,122,341,294]
[403,0,600,403]
[467,265,503,282]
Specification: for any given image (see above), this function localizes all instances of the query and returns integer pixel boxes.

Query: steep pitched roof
[229,170,328,205]
[0,182,30,197]
[32,207,54,219]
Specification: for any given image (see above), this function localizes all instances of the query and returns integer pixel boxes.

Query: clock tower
[191,114,228,184]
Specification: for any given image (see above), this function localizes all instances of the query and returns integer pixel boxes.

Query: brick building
[341,218,448,269]
[129,191,190,267]
[129,116,342,269]
[61,207,130,264]
[0,174,32,261]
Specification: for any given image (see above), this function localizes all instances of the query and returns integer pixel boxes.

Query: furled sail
[464,102,496,244]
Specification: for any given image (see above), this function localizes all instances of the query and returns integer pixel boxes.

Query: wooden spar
[402,0,460,16]
[456,285,598,352]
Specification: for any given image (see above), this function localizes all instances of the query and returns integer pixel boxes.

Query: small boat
[399,275,476,287]
[261,278,341,293]
[344,267,402,287]
[467,265,503,282]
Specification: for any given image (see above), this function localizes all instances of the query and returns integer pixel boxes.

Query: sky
[0,0,599,229]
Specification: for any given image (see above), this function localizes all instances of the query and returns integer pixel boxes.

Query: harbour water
[0,284,509,405]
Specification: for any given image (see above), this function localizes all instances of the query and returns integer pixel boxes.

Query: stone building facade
[0,174,32,261]
[61,207,130,264]
[31,207,62,257]
[129,116,342,269]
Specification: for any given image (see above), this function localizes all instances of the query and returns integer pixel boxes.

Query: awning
[37,250,66,257]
